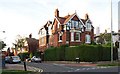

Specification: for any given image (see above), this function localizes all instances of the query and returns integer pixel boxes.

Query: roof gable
[64,13,85,27]
[52,11,89,28]
[71,15,80,21]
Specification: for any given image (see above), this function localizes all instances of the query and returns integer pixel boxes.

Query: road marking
[53,63,64,66]
[30,66,43,72]
[75,69,80,71]
[91,67,96,69]
[82,68,86,70]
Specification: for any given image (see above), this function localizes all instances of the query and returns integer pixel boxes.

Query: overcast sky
[0,0,119,47]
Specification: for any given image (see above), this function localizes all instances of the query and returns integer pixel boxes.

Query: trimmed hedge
[44,45,118,62]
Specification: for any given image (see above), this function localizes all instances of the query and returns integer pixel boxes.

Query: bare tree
[0,41,6,50]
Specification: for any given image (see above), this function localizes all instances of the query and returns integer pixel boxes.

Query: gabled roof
[81,19,87,24]
[38,21,52,34]
[26,38,39,52]
[56,17,66,24]
[63,13,76,24]
[52,9,94,30]
[54,13,85,25]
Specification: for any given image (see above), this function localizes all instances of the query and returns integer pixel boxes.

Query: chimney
[85,13,89,20]
[29,34,32,38]
[55,9,59,17]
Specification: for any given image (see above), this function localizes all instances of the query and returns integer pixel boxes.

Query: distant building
[24,34,39,53]
[95,26,100,43]
[38,9,94,51]
[96,26,100,36]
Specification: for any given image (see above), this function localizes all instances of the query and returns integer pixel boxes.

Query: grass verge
[2,70,37,74]
[97,62,120,66]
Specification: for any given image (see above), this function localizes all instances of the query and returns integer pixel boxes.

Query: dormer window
[71,21,74,28]
[71,20,79,29]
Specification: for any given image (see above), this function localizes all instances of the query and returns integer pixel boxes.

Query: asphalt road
[23,62,120,74]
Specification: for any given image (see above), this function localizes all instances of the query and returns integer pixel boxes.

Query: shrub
[44,45,117,62]
[18,52,29,61]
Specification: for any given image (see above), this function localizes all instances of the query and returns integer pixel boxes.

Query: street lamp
[111,0,113,62]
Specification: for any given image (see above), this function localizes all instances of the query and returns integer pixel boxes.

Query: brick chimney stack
[29,34,32,38]
[85,13,89,20]
[55,9,59,17]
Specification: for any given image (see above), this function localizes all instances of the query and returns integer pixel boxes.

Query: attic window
[71,20,79,29]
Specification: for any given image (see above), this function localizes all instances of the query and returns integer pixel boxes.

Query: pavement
[2,63,43,72]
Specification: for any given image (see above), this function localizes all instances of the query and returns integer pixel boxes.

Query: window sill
[70,41,81,42]
[58,40,62,42]
[75,40,81,42]
[85,29,91,31]
[85,42,91,44]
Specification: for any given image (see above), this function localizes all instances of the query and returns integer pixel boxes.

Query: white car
[11,56,21,63]
[31,56,41,63]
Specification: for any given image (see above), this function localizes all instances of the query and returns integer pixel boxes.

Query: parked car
[5,56,10,63]
[5,56,21,63]
[26,58,31,62]
[31,56,41,63]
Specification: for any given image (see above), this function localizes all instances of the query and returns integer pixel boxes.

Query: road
[23,62,120,74]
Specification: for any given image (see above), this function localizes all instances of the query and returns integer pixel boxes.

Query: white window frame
[85,34,91,43]
[71,32,74,41]
[59,33,62,42]
[71,21,74,29]
[75,21,79,29]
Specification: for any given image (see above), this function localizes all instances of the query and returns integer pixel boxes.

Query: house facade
[38,21,52,52]
[38,9,94,51]
[24,34,39,53]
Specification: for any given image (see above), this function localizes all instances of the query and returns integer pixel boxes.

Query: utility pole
[111,0,113,62]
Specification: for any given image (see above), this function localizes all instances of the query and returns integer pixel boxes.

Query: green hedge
[44,45,118,62]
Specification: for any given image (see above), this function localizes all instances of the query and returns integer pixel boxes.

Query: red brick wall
[53,34,59,47]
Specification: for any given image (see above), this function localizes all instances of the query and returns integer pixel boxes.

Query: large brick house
[38,9,94,51]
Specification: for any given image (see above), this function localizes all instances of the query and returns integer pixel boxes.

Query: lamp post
[111,0,113,62]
